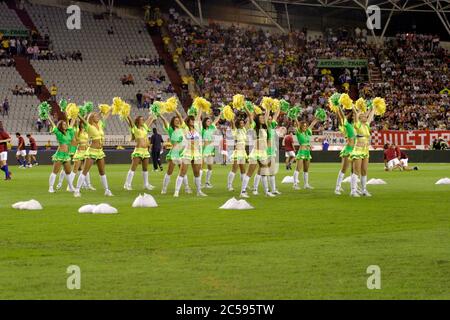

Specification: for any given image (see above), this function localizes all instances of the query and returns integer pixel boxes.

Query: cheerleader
[349,107,376,197]
[74,111,113,197]
[174,111,206,197]
[47,116,77,193]
[227,110,252,192]
[159,109,192,195]
[201,112,222,188]
[55,124,78,190]
[293,118,319,190]
[334,107,356,195]
[72,120,95,190]
[123,114,156,191]
[252,109,281,195]
[240,109,274,198]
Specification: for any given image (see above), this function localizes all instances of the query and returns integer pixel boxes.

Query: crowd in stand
[10,84,35,96]
[124,55,164,66]
[167,11,449,131]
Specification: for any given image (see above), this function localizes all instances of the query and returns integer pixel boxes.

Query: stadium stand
[167,10,450,132]
[1,2,185,136]
[0,1,27,30]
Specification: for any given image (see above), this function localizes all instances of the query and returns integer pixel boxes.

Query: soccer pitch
[0,163,449,299]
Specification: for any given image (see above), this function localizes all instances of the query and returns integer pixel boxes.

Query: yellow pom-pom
[98,104,111,116]
[193,97,211,114]
[223,105,235,122]
[112,97,124,115]
[163,96,178,113]
[372,97,386,116]
[254,106,263,115]
[355,98,367,113]
[328,101,339,113]
[66,103,79,120]
[339,93,353,110]
[119,103,131,119]
[271,98,280,112]
[261,96,273,111]
[232,94,245,110]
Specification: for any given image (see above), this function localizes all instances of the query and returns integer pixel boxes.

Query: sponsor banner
[0,29,29,37]
[317,59,368,68]
[371,130,450,149]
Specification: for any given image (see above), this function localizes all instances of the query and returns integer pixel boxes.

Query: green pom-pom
[315,108,327,121]
[84,101,93,114]
[366,99,373,110]
[38,102,50,120]
[59,99,68,112]
[287,105,301,120]
[150,102,162,117]
[187,105,197,117]
[280,99,291,113]
[330,93,341,107]
[244,100,254,112]
[79,101,94,117]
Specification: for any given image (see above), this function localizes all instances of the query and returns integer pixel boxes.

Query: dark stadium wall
[7,150,450,165]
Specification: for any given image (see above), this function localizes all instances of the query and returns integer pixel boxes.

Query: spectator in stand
[2,98,9,117]
[36,118,43,132]
[136,90,143,109]
[35,74,43,95]
[50,84,57,102]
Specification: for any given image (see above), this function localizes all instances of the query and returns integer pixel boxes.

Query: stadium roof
[264,0,450,13]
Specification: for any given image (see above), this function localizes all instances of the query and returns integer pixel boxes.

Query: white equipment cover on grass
[220,197,254,210]
[78,203,118,214]
[435,178,450,185]
[132,193,158,208]
[367,178,387,185]
[12,200,43,210]
[281,176,294,184]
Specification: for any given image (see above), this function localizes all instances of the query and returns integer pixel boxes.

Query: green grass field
[0,162,449,300]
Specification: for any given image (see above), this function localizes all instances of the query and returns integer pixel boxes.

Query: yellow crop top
[131,124,150,140]
[86,120,105,143]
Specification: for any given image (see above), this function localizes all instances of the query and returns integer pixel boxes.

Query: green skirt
[69,145,77,156]
[203,145,215,157]
[296,149,312,161]
[339,145,354,158]
[166,148,183,161]
[52,151,71,163]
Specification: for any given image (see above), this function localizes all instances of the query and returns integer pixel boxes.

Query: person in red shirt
[15,132,27,168]
[397,147,419,171]
[283,130,295,170]
[383,143,402,171]
[0,121,12,180]
[26,134,38,167]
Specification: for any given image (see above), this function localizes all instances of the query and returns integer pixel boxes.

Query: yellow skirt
[86,147,106,160]
[131,147,150,159]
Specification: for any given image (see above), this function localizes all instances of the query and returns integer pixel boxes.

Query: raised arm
[309,118,318,131]
[78,115,88,127]
[175,109,184,126]
[159,114,169,130]
[126,115,134,128]
[273,108,281,123]
[145,115,156,127]
[69,117,76,128]
[212,109,223,126]
[367,107,376,125]
[48,116,56,129]
[102,108,111,120]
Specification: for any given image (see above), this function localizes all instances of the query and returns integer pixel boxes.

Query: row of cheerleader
[39,93,385,198]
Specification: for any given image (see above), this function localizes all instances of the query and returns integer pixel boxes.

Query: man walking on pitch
[150,128,163,171]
